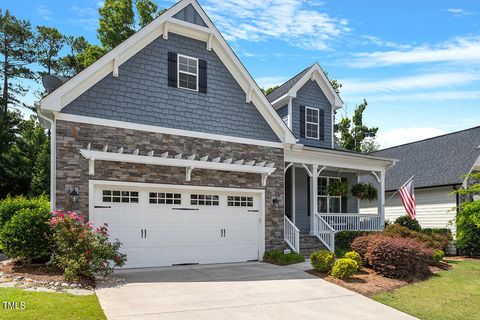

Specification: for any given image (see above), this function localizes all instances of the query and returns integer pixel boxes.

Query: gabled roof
[39,0,296,144]
[370,126,480,191]
[267,63,343,109]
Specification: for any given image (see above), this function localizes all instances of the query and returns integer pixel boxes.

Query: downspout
[35,102,56,211]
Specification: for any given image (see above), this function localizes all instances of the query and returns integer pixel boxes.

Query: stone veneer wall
[56,120,286,250]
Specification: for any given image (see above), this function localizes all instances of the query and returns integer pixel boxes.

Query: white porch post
[310,164,318,234]
[379,170,386,229]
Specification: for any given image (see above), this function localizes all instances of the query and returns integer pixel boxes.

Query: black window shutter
[300,105,305,138]
[341,177,348,213]
[198,59,207,93]
[168,52,177,87]
[319,109,325,141]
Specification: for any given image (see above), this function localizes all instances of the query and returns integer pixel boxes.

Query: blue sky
[4,0,480,147]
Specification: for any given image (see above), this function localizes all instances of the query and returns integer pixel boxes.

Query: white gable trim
[288,64,343,110]
[39,0,296,144]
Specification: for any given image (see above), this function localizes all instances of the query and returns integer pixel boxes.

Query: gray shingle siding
[291,81,332,148]
[62,33,280,142]
[277,104,288,125]
[173,4,207,27]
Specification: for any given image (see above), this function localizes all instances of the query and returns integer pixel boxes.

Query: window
[103,190,138,203]
[305,107,319,139]
[318,177,341,213]
[227,196,254,207]
[178,54,198,91]
[191,194,219,206]
[149,192,181,204]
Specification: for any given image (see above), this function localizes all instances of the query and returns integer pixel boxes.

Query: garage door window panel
[191,194,219,206]
[149,192,181,204]
[228,196,254,207]
[103,190,138,203]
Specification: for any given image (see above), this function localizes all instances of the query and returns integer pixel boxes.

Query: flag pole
[385,175,414,205]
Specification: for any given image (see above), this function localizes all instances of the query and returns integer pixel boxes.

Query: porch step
[299,235,327,257]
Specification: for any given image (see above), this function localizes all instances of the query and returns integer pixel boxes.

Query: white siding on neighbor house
[360,186,457,232]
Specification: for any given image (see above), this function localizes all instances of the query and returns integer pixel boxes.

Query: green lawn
[0,288,106,320]
[374,260,480,320]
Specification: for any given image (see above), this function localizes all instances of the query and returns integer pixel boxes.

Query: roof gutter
[35,102,56,211]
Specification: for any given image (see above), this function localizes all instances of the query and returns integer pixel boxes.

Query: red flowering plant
[50,210,127,281]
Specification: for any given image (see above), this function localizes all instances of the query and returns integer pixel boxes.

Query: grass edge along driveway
[0,287,106,320]
[374,259,480,320]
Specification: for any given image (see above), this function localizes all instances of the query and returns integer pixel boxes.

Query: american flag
[399,178,416,219]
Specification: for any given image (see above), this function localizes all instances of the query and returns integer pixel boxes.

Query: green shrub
[330,258,358,279]
[51,211,127,281]
[0,195,50,227]
[310,250,335,273]
[344,251,362,270]
[0,207,52,264]
[432,250,445,264]
[335,230,374,252]
[395,215,422,231]
[456,218,480,256]
[384,224,452,251]
[365,236,432,279]
[263,250,305,266]
[421,228,452,236]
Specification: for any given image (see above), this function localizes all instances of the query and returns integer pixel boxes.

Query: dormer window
[178,54,198,91]
[305,107,319,139]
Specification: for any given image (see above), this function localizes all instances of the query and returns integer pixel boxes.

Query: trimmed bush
[0,195,50,227]
[365,236,432,279]
[432,250,445,264]
[263,250,305,266]
[310,250,335,273]
[0,207,52,264]
[384,224,452,251]
[395,215,421,232]
[331,258,358,279]
[344,251,362,270]
[351,234,387,264]
[335,230,374,252]
[51,211,127,281]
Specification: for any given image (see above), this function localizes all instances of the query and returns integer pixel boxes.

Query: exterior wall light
[69,187,79,203]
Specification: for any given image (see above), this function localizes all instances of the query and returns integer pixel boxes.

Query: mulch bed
[0,260,95,288]
[306,263,450,297]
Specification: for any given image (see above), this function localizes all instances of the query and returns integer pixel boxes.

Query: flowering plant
[50,210,127,281]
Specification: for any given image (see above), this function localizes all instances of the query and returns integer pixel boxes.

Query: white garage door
[91,183,262,268]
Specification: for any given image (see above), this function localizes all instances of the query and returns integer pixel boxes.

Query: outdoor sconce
[272,197,281,205]
[69,187,79,203]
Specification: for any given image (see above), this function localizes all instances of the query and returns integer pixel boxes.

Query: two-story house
[36,0,395,268]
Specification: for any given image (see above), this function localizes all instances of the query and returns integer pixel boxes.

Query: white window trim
[318,176,342,213]
[305,106,319,140]
[177,53,199,92]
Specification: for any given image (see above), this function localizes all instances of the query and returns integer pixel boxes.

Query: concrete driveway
[96,262,416,320]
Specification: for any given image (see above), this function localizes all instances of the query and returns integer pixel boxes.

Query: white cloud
[255,76,288,89]
[202,0,350,50]
[377,127,447,148]
[340,72,480,94]
[36,5,53,21]
[445,8,473,17]
[349,36,480,67]
[352,90,480,103]
[70,6,99,31]
[360,35,411,50]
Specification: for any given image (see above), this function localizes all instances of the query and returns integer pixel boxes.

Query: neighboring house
[360,126,480,234]
[36,0,394,268]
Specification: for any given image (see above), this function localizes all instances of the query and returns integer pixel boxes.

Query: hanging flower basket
[351,183,377,202]
[327,180,350,198]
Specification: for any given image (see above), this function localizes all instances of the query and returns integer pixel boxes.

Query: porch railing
[313,213,335,252]
[284,216,300,253]
[319,214,382,232]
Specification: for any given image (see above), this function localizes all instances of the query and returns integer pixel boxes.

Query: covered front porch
[283,146,395,253]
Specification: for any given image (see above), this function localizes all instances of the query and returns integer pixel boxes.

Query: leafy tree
[58,36,89,76]
[330,79,342,93]
[35,26,65,76]
[262,85,280,96]
[98,0,135,50]
[334,99,379,153]
[77,44,108,70]
[452,173,480,256]
[136,0,159,27]
[0,113,49,198]
[0,9,36,112]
